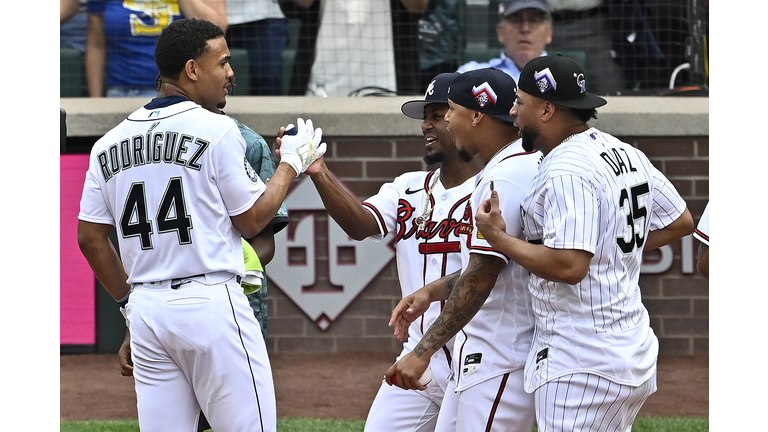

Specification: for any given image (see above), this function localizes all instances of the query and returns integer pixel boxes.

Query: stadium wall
[60,96,709,355]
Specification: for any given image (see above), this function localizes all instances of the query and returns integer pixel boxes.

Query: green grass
[60,416,708,432]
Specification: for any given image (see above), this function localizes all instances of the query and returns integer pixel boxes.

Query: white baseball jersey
[78,98,266,284]
[693,202,709,245]
[453,140,541,392]
[362,168,475,432]
[364,168,475,371]
[520,127,687,392]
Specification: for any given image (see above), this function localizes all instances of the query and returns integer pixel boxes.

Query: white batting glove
[280,118,327,177]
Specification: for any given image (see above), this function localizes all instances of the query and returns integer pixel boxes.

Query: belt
[133,272,242,289]
[550,6,605,24]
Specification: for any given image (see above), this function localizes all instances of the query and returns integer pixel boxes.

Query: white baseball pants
[125,272,276,432]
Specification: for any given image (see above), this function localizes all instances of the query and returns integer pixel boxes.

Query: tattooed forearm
[413,254,505,358]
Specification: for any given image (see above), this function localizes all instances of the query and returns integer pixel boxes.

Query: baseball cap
[401,72,460,120]
[447,67,517,123]
[498,0,550,17]
[518,54,607,109]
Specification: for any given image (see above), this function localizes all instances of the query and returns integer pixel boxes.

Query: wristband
[116,288,132,308]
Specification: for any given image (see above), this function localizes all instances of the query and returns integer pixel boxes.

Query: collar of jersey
[144,96,191,110]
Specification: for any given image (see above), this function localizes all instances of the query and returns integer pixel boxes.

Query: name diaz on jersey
[96,122,209,183]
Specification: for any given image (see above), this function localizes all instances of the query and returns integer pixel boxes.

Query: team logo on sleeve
[534,68,557,94]
[472,82,497,108]
[244,158,259,183]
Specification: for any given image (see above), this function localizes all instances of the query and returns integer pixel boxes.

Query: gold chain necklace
[415,172,440,233]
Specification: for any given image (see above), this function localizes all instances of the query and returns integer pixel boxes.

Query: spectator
[547,0,625,94]
[301,0,398,97]
[457,0,551,84]
[61,0,87,51]
[278,0,322,95]
[225,0,289,95]
[393,0,462,94]
[85,0,227,98]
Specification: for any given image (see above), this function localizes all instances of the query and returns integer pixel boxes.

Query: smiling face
[421,103,455,165]
[497,8,552,69]
[194,36,234,112]
[445,100,478,161]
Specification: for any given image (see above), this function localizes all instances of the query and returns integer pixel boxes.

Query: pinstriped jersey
[363,168,475,370]
[454,140,541,391]
[78,98,266,284]
[520,128,687,392]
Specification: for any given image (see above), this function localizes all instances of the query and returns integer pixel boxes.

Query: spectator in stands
[547,0,625,94]
[278,0,322,96]
[291,0,398,97]
[85,0,227,98]
[61,0,87,52]
[392,0,462,94]
[457,0,551,84]
[225,0,289,95]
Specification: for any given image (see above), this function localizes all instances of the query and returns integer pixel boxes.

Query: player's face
[510,90,540,152]
[497,9,552,68]
[195,37,235,112]
[422,103,453,165]
[445,100,478,160]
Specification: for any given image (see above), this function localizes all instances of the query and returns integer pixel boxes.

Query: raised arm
[475,190,592,284]
[178,0,228,32]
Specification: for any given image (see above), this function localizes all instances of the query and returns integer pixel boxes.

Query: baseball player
[299,73,484,432]
[475,54,695,432]
[77,18,324,432]
[693,202,709,278]
[386,68,541,432]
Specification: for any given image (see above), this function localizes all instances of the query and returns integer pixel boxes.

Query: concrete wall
[61,96,709,355]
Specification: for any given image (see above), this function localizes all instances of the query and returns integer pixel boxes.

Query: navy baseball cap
[401,72,460,120]
[447,67,517,123]
[518,54,607,109]
[499,0,550,17]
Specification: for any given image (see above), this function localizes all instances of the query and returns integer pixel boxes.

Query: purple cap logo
[575,73,587,94]
[533,67,557,95]
[471,82,498,108]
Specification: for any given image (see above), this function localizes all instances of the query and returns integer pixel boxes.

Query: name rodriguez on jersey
[96,127,209,183]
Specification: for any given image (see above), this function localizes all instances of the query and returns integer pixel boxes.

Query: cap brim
[552,93,608,110]
[401,100,449,120]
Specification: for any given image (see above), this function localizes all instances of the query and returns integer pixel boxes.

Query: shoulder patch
[244,157,260,183]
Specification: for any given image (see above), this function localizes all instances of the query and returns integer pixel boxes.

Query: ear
[472,111,485,127]
[541,101,556,122]
[184,59,198,82]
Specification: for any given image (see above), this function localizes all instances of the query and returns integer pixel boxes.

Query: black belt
[171,274,205,289]
[170,274,243,289]
[550,6,605,24]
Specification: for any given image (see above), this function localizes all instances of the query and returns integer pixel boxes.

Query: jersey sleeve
[213,125,266,217]
[471,176,528,263]
[693,202,709,245]
[361,178,402,241]
[541,174,599,254]
[647,164,687,232]
[77,158,115,225]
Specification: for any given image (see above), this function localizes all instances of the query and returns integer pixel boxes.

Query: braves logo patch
[424,79,436,97]
[534,67,557,94]
[471,82,497,108]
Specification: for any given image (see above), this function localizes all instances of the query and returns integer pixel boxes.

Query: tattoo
[414,254,503,357]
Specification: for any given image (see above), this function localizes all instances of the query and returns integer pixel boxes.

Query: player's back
[80,98,264,284]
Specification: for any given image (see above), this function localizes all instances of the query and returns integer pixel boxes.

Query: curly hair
[154,18,224,82]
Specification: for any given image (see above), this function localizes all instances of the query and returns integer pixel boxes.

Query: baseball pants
[533,371,657,432]
[435,369,535,432]
[364,364,448,432]
[126,272,276,432]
